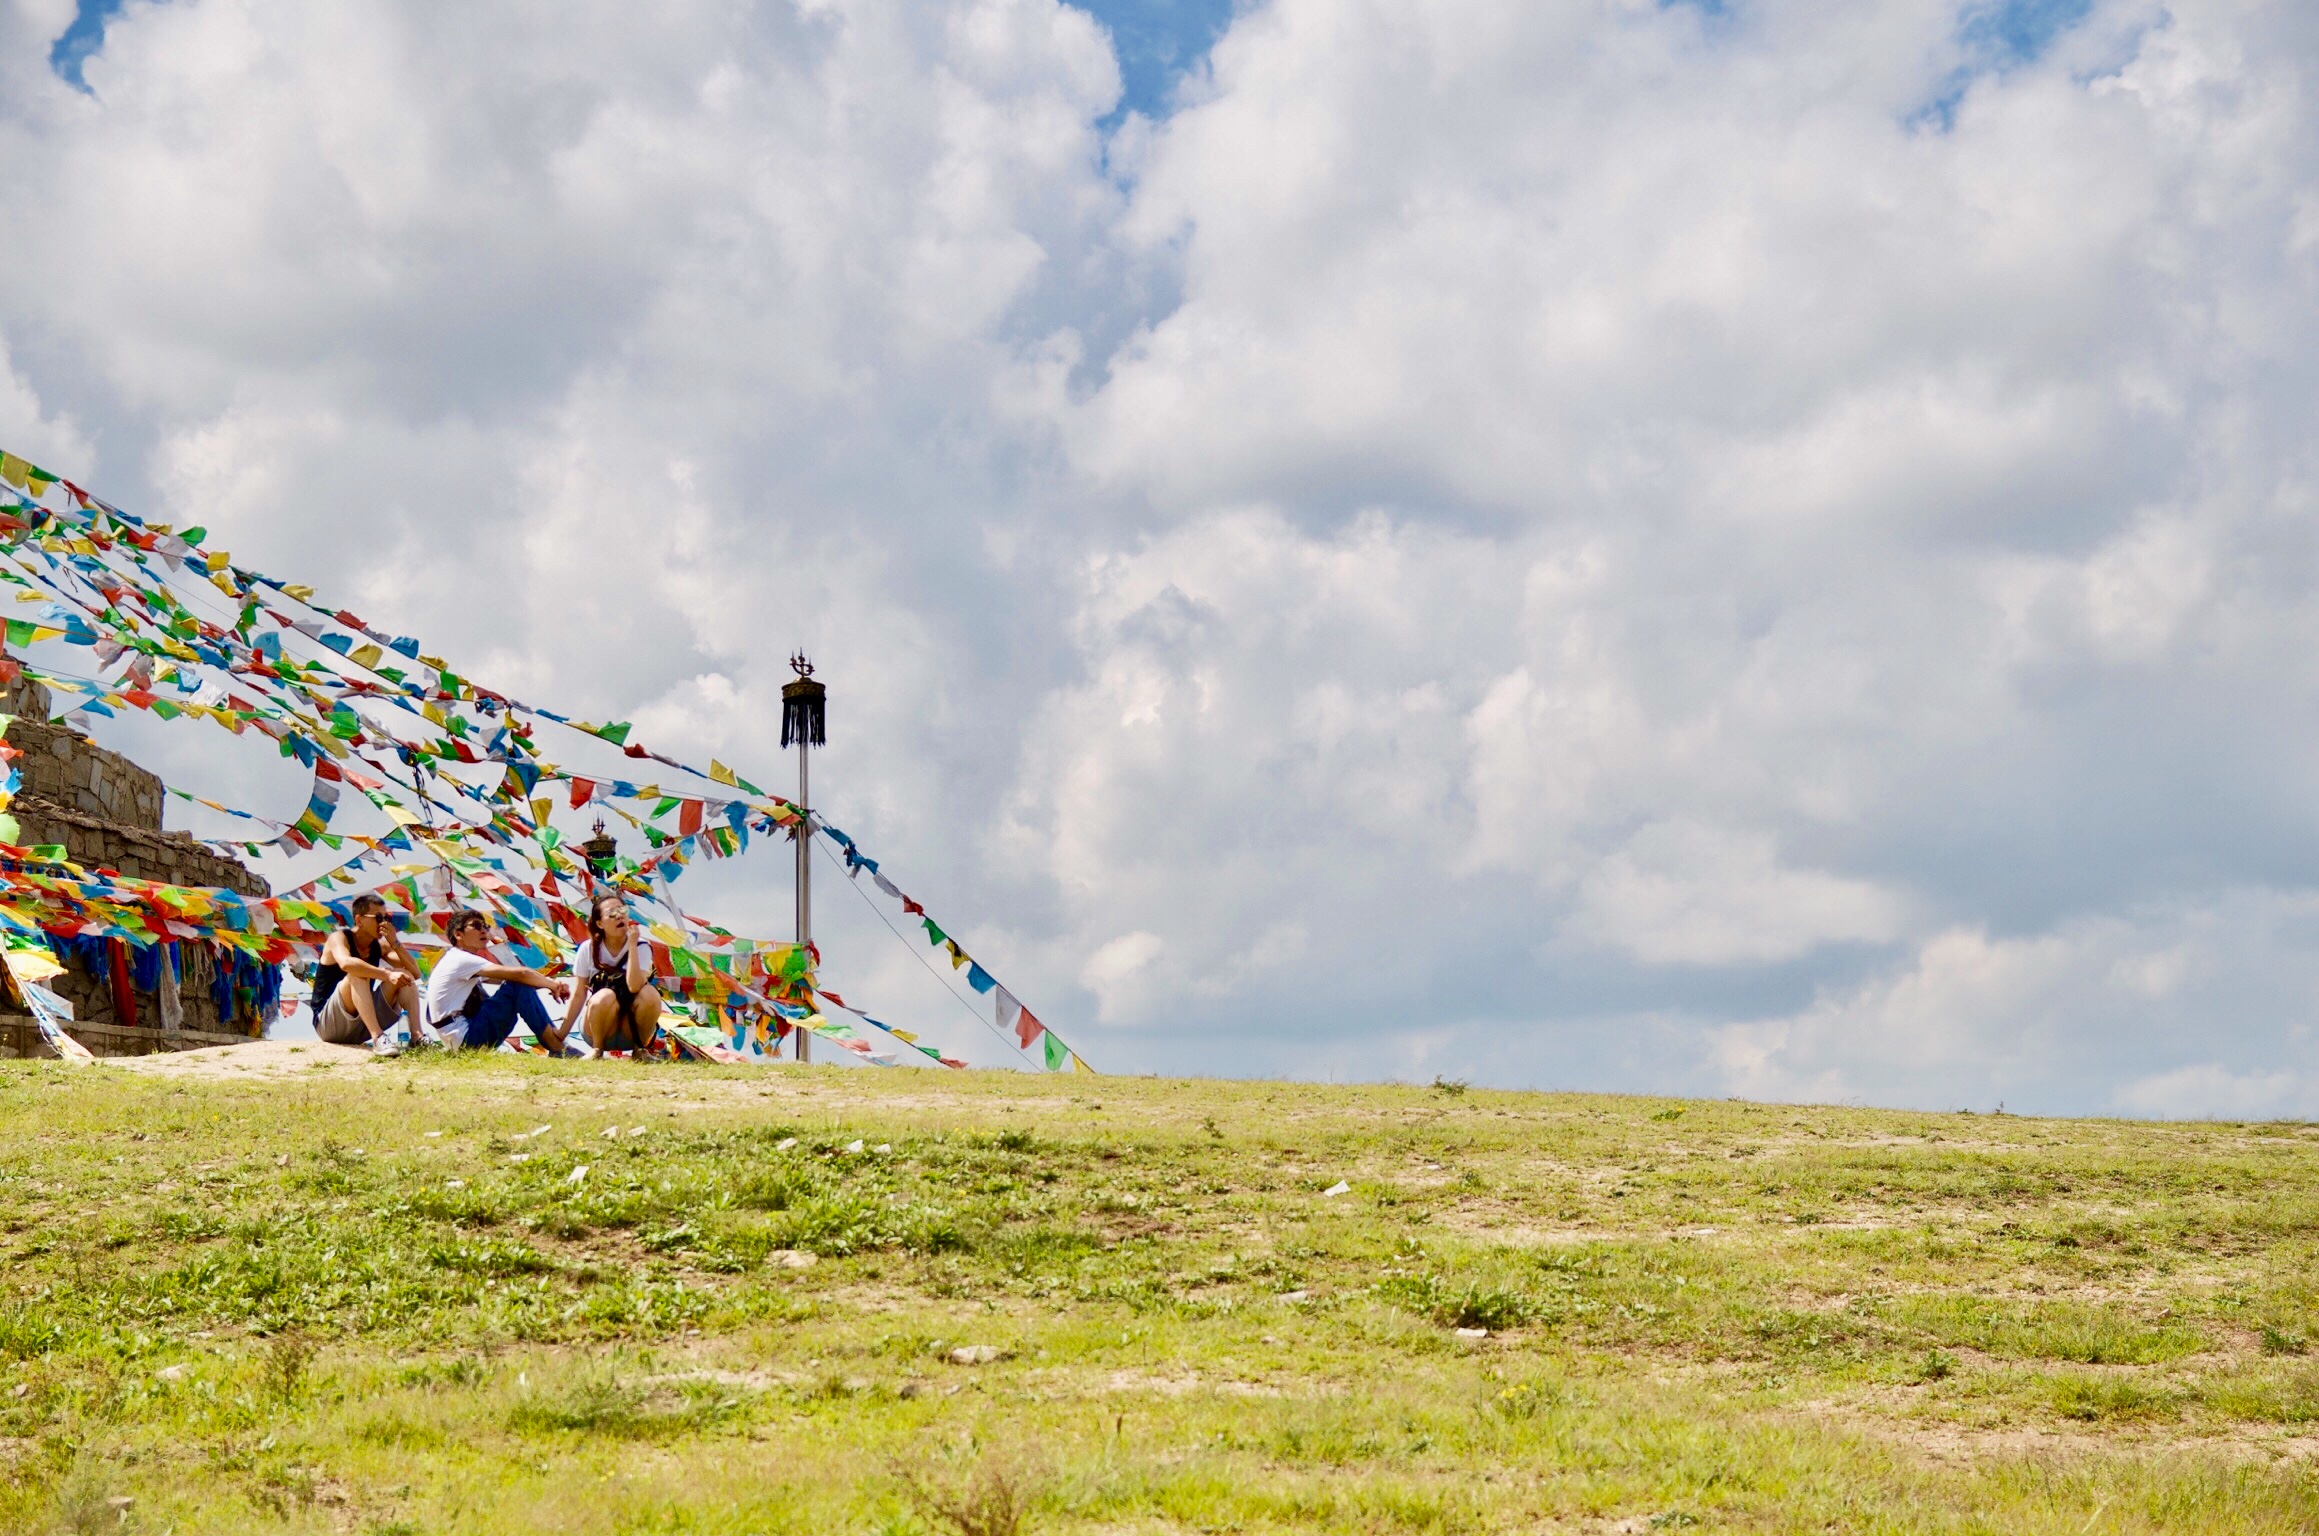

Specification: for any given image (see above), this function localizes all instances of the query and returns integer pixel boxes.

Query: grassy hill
[3,1049,2318,1534]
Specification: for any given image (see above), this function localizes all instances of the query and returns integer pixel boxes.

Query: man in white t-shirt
[425,909,573,1052]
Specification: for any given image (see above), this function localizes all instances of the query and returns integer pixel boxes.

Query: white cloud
[4,0,2319,1110]
[1711,892,2319,1112]
[1572,822,1907,967]
[2115,1064,2302,1120]
[0,329,93,478]
[1080,928,1163,1020]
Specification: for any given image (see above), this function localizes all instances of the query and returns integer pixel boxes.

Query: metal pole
[783,653,825,1064]
[796,729,811,1063]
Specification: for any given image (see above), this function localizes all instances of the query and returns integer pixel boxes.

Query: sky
[0,0,2316,1116]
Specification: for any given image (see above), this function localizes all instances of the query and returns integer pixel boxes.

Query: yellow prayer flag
[204,551,230,574]
[4,948,65,983]
[350,643,383,668]
[282,584,315,602]
[0,454,29,490]
[709,760,738,787]
[1072,1054,1096,1075]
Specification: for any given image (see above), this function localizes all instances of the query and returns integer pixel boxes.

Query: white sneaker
[370,1033,403,1057]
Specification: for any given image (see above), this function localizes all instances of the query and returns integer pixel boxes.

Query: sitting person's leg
[629,983,664,1049]
[506,984,564,1051]
[582,989,637,1052]
[387,974,426,1042]
[320,981,398,1048]
[315,984,369,1045]
[366,982,407,1041]
[455,986,523,1051]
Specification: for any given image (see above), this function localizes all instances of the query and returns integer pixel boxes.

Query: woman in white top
[562,892,662,1055]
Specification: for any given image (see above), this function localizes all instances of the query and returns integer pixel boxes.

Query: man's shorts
[316,980,404,1045]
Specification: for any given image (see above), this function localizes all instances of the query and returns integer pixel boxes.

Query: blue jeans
[453,984,557,1051]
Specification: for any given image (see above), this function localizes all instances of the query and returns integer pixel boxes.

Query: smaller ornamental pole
[781,655,826,1063]
[580,817,619,879]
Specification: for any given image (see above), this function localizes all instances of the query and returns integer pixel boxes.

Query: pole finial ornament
[780,653,826,749]
[580,817,619,876]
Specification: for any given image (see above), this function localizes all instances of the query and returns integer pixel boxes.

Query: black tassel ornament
[781,654,826,748]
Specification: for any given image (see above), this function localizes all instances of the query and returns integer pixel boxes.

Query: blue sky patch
[1915,0,2097,131]
[1961,0,2095,64]
[50,0,129,93]
[1069,0,1238,121]
[49,1,1234,118]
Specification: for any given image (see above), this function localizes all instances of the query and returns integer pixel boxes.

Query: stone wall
[0,671,271,1052]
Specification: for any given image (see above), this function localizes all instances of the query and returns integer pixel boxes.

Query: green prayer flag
[1043,1032,1069,1071]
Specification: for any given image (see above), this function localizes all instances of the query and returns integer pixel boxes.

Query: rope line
[814,832,1036,1069]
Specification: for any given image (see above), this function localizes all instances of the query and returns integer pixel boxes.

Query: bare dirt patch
[107,1039,373,1078]
[1099,1368,1289,1398]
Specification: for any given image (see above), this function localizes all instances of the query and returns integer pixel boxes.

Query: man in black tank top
[314,893,423,1053]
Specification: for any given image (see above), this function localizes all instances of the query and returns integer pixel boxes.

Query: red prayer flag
[679,800,703,837]
[569,778,595,809]
[1015,1006,1045,1049]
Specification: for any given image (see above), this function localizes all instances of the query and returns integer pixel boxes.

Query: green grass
[3,1056,2319,1532]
